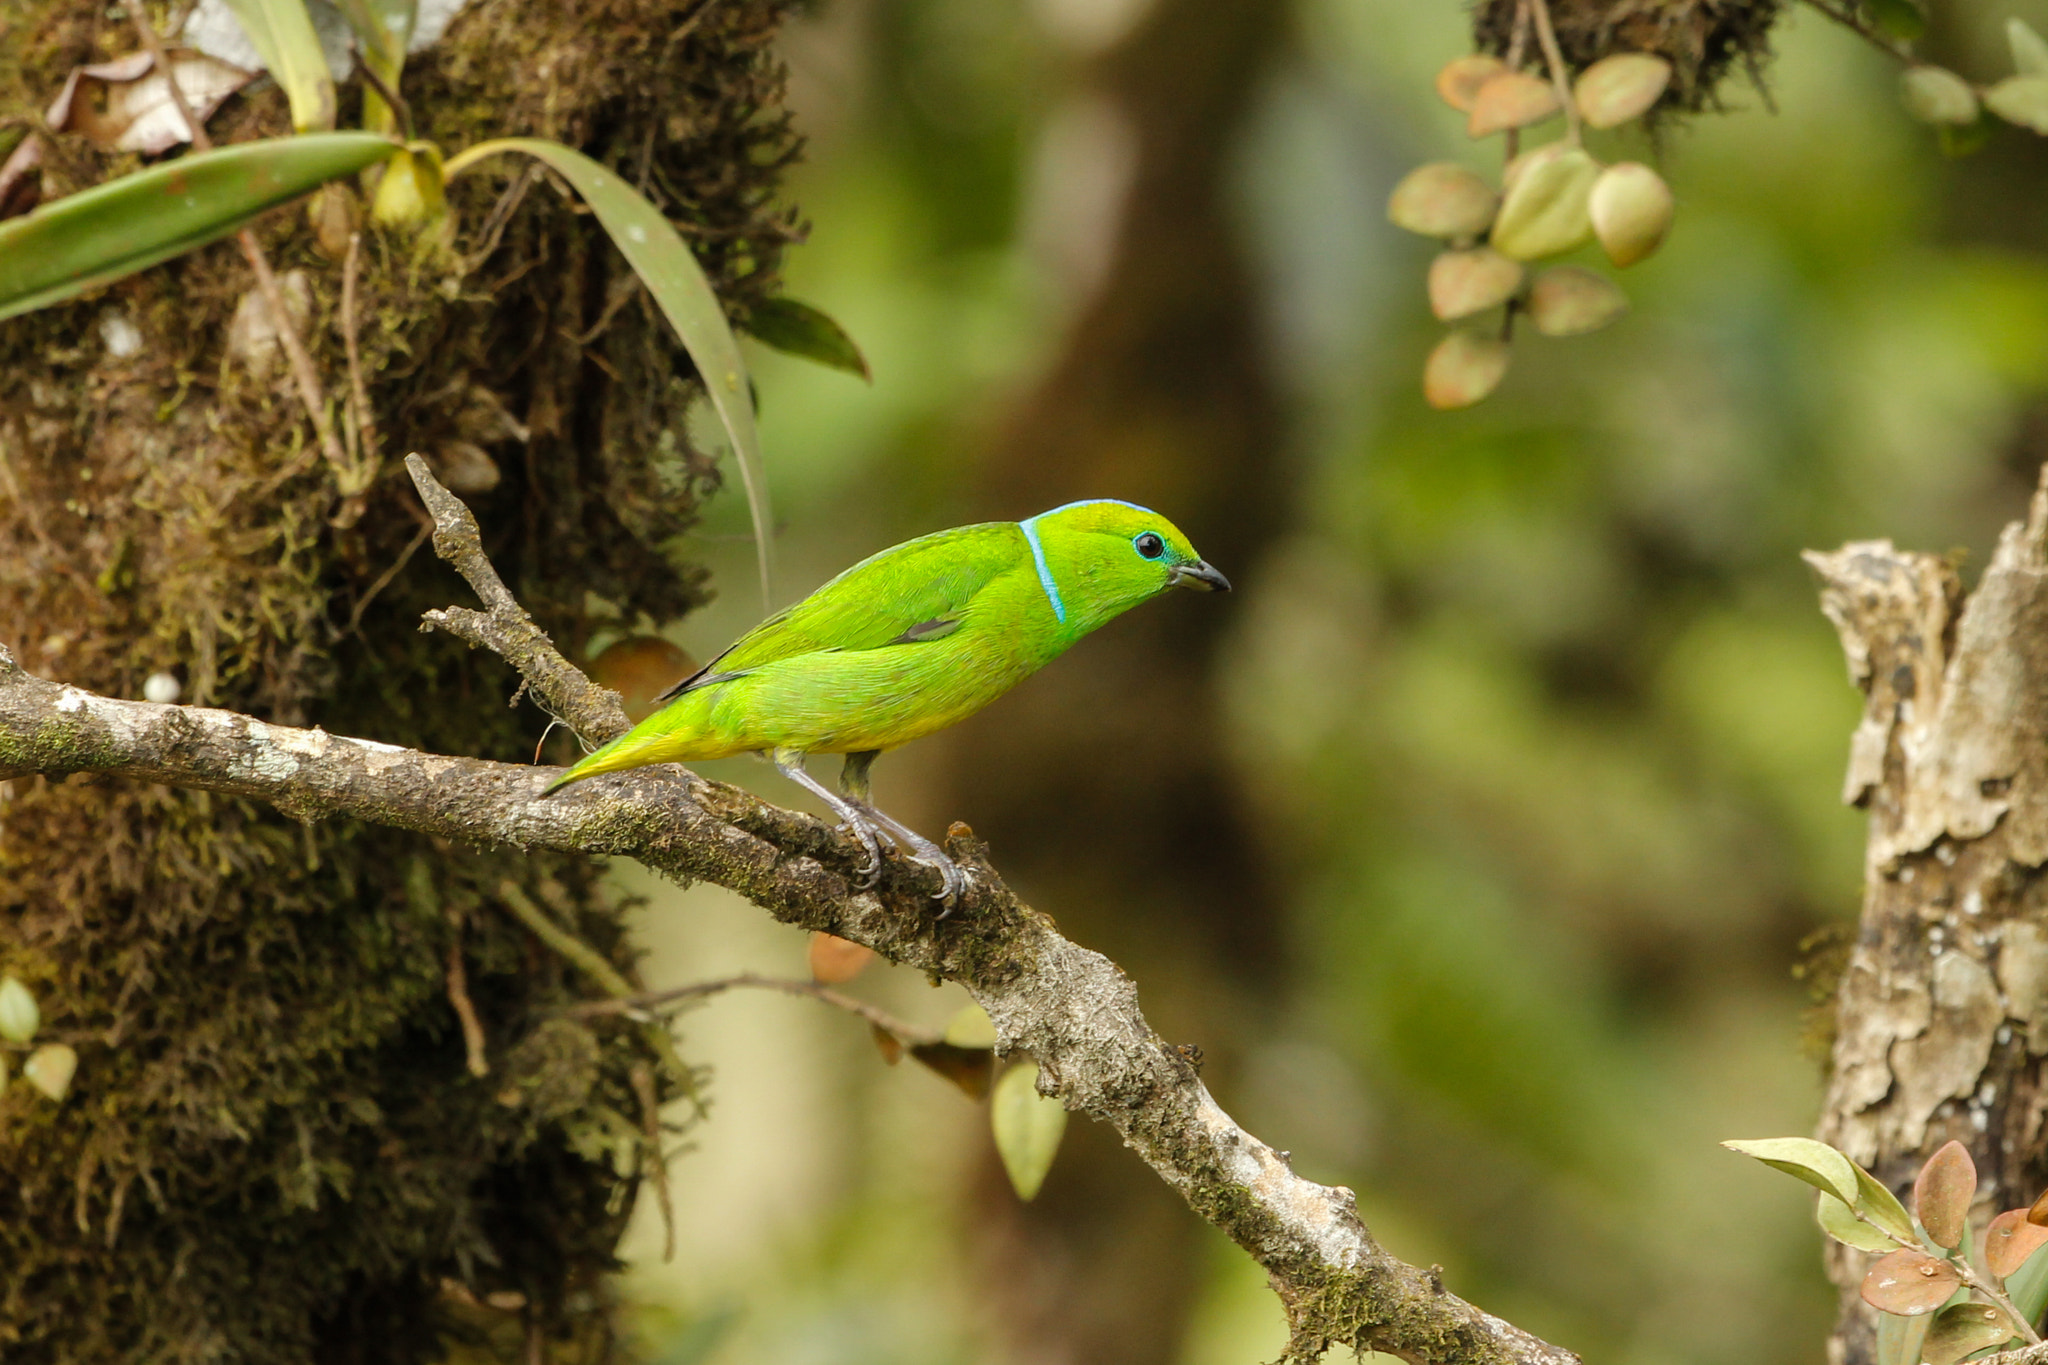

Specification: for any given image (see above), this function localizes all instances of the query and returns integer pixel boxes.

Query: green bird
[544,499,1230,908]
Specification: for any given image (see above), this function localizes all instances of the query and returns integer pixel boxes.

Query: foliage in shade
[743,296,872,381]
[220,0,336,131]
[991,1060,1067,1200]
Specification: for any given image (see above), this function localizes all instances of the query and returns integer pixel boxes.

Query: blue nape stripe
[1016,517,1067,623]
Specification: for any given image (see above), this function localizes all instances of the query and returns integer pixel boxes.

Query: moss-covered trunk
[0,3,797,1360]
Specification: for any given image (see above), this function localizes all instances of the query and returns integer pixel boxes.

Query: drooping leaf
[806,931,875,984]
[1854,1164,1922,1244]
[1987,1209,2048,1277]
[908,1040,994,1099]
[0,132,397,323]
[1434,55,1509,113]
[1819,1190,1904,1253]
[1914,1141,1977,1250]
[1387,162,1499,241]
[1467,71,1563,138]
[991,1060,1067,1200]
[2011,18,2048,77]
[742,296,871,381]
[1422,329,1509,410]
[1901,67,1980,126]
[220,0,336,131]
[1490,144,1599,260]
[47,51,254,155]
[1985,76,2048,134]
[1861,1248,1962,1316]
[1526,265,1628,337]
[0,976,38,1042]
[1588,162,1673,268]
[942,1003,997,1048]
[1572,53,1672,129]
[1723,1137,1863,1206]
[1427,247,1523,321]
[1921,1301,2019,1365]
[444,138,774,607]
[334,0,415,134]
[22,1043,77,1102]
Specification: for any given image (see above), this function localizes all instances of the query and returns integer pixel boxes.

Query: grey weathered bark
[1810,470,2048,1363]
[0,462,1583,1365]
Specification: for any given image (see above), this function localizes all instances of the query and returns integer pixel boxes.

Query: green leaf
[1876,1303,1933,1365]
[445,138,773,607]
[1854,1163,1921,1244]
[991,1060,1067,1201]
[1490,144,1599,261]
[0,132,398,323]
[1868,0,1927,42]
[2010,18,2048,77]
[1986,76,2048,134]
[1921,1301,2019,1365]
[942,1003,997,1048]
[1901,67,1980,126]
[1914,1141,1977,1249]
[1819,1190,1905,1253]
[334,0,415,134]
[1723,1137,1863,1206]
[2007,1224,2048,1323]
[743,297,871,381]
[220,0,337,132]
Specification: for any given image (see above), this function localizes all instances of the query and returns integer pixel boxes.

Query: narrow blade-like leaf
[992,1060,1068,1200]
[743,296,871,381]
[0,132,398,322]
[334,0,415,133]
[446,138,773,606]
[220,0,336,131]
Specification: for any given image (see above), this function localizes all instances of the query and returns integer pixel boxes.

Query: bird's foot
[835,809,885,889]
[856,802,969,915]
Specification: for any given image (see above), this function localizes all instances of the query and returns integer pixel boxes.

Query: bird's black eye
[1134,532,1166,560]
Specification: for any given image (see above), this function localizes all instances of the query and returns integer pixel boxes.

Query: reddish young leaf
[1922,1301,2020,1365]
[1914,1141,1977,1250]
[807,931,876,984]
[1435,55,1509,113]
[1987,1209,2048,1278]
[869,1023,903,1065]
[1862,1249,1963,1316]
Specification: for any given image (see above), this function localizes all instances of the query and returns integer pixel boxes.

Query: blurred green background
[601,1,2048,1362]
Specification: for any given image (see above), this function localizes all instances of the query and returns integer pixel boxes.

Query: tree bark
[1811,470,2048,1363]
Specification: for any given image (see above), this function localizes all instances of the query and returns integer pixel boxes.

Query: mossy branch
[0,479,1585,1365]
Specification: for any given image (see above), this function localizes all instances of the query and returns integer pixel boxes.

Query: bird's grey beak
[1170,560,1231,592]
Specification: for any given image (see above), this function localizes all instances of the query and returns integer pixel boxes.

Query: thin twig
[341,232,379,473]
[628,1062,675,1261]
[1527,0,1583,143]
[1503,0,1532,162]
[352,51,414,140]
[1799,0,1916,62]
[462,161,539,273]
[563,971,943,1044]
[344,518,431,637]
[444,910,490,1077]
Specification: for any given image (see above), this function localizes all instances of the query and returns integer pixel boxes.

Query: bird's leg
[837,750,967,913]
[772,748,883,886]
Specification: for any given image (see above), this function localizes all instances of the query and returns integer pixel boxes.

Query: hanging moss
[0,0,799,1359]
[1473,0,1785,113]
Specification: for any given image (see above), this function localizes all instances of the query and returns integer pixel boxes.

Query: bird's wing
[658,522,1020,700]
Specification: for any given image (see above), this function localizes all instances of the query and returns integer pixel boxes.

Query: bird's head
[1022,500,1229,629]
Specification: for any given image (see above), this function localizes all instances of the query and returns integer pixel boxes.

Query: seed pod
[1468,72,1562,138]
[1588,162,1674,267]
[1491,145,1599,260]
[1436,55,1509,113]
[0,975,38,1043]
[1985,75,2048,133]
[1423,330,1510,410]
[24,1043,77,1102]
[1573,54,1673,129]
[1527,266,1628,336]
[1901,67,1980,125]
[1387,162,1499,240]
[1428,248,1524,320]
